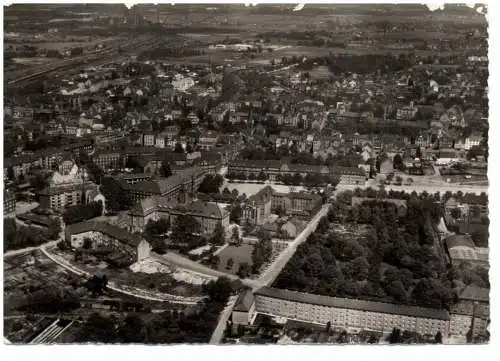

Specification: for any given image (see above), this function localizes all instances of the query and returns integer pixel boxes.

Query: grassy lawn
[216,244,254,274]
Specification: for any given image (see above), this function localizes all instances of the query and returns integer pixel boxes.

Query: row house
[233,287,451,337]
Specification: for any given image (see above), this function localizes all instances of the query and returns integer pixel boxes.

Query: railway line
[6,35,165,89]
[29,318,74,344]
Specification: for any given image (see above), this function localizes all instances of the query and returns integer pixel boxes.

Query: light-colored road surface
[37,245,202,304]
[4,240,60,258]
[209,295,238,344]
[154,205,331,290]
[255,204,330,287]
[157,252,239,280]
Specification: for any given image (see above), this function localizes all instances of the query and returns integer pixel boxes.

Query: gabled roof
[459,285,489,303]
[233,289,255,312]
[67,220,145,247]
[445,234,475,249]
[255,287,450,321]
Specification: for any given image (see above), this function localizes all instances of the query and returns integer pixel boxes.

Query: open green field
[216,244,254,274]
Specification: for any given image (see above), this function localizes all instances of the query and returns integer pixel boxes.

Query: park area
[216,244,254,274]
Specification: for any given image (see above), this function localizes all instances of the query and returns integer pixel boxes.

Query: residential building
[396,103,418,121]
[143,133,155,147]
[445,234,489,268]
[65,220,151,262]
[231,289,257,329]
[4,189,16,216]
[198,132,219,151]
[38,164,103,212]
[449,286,489,338]
[242,186,274,226]
[232,287,451,337]
[465,134,483,151]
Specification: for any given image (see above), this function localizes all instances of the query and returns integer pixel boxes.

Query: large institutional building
[128,197,230,236]
[228,160,366,185]
[232,286,489,338]
[242,186,323,226]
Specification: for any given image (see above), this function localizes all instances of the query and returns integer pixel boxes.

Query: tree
[125,156,143,171]
[450,208,462,220]
[101,176,132,212]
[208,254,220,268]
[211,222,225,246]
[435,331,443,344]
[198,174,224,194]
[117,315,146,343]
[204,276,232,303]
[316,216,330,234]
[171,215,200,244]
[237,262,251,278]
[393,154,404,170]
[63,202,103,225]
[230,204,242,224]
[160,162,172,177]
[389,328,402,344]
[231,226,241,245]
[174,142,184,153]
[85,275,108,297]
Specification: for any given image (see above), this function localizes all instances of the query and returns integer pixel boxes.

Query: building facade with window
[232,287,451,336]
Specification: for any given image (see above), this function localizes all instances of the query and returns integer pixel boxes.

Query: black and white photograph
[2,2,491,347]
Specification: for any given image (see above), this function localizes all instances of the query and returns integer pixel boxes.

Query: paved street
[4,240,60,258]
[209,295,238,344]
[256,204,330,287]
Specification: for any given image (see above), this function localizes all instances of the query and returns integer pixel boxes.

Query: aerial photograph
[3,3,489,345]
